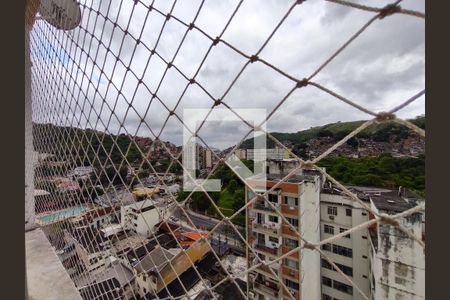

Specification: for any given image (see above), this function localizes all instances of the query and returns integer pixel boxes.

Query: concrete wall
[25,29,35,231]
[372,217,425,300]
[300,179,321,300]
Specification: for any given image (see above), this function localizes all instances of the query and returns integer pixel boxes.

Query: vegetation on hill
[317,154,425,197]
[238,116,425,155]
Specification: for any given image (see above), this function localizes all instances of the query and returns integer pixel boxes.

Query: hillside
[32,123,179,169]
[236,116,425,159]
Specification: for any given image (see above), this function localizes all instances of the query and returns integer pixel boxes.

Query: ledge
[26,228,82,300]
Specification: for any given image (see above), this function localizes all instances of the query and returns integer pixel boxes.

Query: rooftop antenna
[38,0,82,30]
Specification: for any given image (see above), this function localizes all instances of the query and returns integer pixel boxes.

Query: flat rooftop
[247,173,317,184]
[26,228,82,300]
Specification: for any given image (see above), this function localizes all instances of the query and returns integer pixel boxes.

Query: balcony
[255,243,280,256]
[253,221,280,235]
[282,245,300,259]
[282,265,300,280]
[254,280,281,299]
[253,201,280,213]
[281,204,299,216]
[281,224,300,237]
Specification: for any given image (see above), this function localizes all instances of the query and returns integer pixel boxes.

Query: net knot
[249,55,259,63]
[379,4,401,19]
[212,37,220,46]
[296,78,309,88]
[301,160,314,169]
[375,112,395,123]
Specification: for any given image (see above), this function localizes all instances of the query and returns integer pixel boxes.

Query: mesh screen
[26,0,425,299]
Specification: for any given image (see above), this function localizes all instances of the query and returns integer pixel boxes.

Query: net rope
[26,0,425,299]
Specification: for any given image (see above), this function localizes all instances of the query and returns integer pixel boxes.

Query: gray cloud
[31,0,425,150]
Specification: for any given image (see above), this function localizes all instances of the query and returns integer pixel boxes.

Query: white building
[320,186,425,300]
[121,199,161,238]
[320,186,371,300]
[368,189,425,300]
[247,148,289,161]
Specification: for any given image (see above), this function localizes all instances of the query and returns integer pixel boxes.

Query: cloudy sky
[31,0,425,150]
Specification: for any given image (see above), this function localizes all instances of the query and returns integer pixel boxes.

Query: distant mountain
[230,116,425,159]
[32,123,179,167]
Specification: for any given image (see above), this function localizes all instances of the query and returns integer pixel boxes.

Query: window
[285,279,299,290]
[322,294,335,300]
[269,236,279,244]
[285,258,299,270]
[321,243,332,252]
[286,217,299,227]
[268,194,278,203]
[333,280,353,295]
[362,275,368,279]
[321,259,353,276]
[268,215,279,223]
[340,227,350,238]
[285,238,299,248]
[362,236,368,239]
[284,196,298,207]
[332,244,353,257]
[321,259,333,270]
[322,276,332,287]
[335,263,353,276]
[324,224,334,234]
[362,255,368,259]
[346,208,352,216]
[328,206,337,216]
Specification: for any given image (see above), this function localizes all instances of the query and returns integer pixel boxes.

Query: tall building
[246,160,322,300]
[246,159,425,300]
[320,186,425,300]
[320,186,371,300]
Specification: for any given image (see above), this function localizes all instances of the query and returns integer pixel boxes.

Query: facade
[320,187,371,300]
[246,160,321,300]
[120,199,161,238]
[247,148,289,161]
[320,186,425,300]
[246,159,425,300]
[367,189,425,300]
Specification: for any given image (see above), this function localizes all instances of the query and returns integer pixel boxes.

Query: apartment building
[247,148,289,161]
[319,186,371,300]
[246,159,425,300]
[120,198,161,238]
[246,160,322,300]
[367,188,425,300]
[320,186,425,300]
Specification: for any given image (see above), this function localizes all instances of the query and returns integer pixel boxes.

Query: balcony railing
[253,202,280,213]
[255,243,280,255]
[282,265,300,280]
[253,221,280,235]
[281,204,299,216]
[254,280,280,298]
[282,245,300,259]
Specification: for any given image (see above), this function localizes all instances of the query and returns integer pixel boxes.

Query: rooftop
[247,173,318,184]
[133,245,180,274]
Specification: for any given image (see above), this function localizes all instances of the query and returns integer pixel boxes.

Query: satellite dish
[39,0,81,30]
